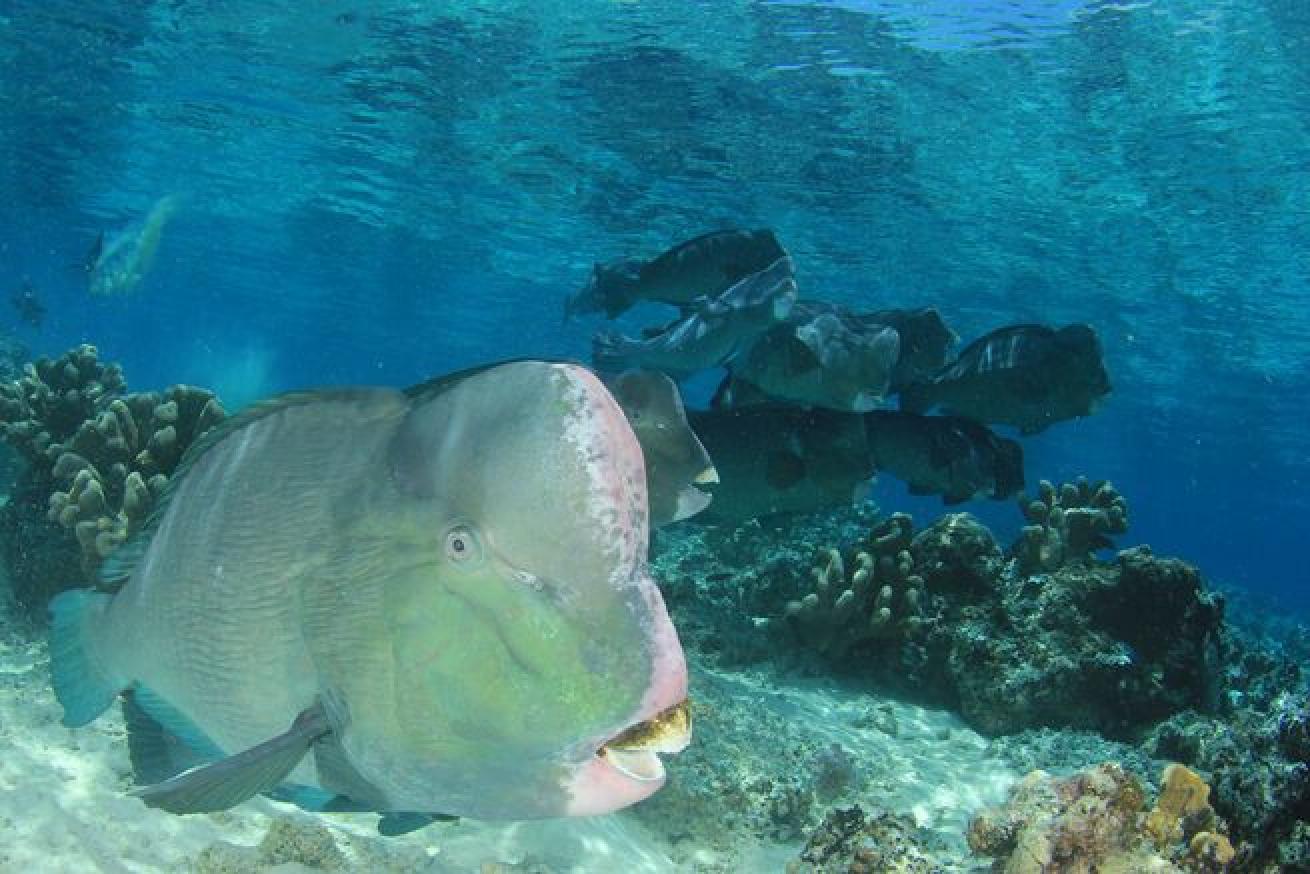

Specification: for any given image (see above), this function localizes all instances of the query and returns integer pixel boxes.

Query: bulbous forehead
[392,361,650,589]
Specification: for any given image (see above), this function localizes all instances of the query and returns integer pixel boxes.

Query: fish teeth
[604,698,691,754]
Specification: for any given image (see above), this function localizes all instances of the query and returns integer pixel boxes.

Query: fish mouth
[595,698,692,783]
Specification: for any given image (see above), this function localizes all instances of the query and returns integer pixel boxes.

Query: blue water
[2,1,1307,607]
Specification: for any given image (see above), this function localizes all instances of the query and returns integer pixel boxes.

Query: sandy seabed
[0,582,1019,873]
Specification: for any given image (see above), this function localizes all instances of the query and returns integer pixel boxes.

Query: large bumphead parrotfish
[864,411,1024,505]
[717,312,901,412]
[50,361,690,825]
[900,323,1110,434]
[688,405,875,522]
[566,228,789,320]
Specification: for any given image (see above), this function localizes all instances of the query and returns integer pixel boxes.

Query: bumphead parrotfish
[605,369,717,527]
[718,312,901,412]
[900,324,1110,434]
[566,228,789,320]
[49,361,690,825]
[592,257,797,379]
[864,411,1024,505]
[688,405,875,522]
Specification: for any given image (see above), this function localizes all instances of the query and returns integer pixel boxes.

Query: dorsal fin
[95,387,396,592]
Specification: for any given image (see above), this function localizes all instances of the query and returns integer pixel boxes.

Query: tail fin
[49,589,121,727]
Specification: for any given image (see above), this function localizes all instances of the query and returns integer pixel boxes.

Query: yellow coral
[1185,832,1235,871]
[1145,764,1214,848]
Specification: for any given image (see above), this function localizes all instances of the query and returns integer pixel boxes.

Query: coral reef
[195,816,345,873]
[1145,690,1310,872]
[944,547,1224,737]
[786,806,948,874]
[1013,477,1129,575]
[45,383,224,575]
[967,763,1234,873]
[0,345,225,611]
[0,345,126,468]
[909,512,1002,602]
[762,514,926,658]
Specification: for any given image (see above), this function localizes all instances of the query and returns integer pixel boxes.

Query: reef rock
[967,763,1234,873]
[947,547,1224,737]
[787,805,948,874]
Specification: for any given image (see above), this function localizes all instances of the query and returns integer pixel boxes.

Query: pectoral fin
[132,703,331,814]
[378,812,459,836]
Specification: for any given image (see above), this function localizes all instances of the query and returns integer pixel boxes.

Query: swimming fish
[687,405,874,522]
[606,369,718,527]
[899,324,1110,434]
[566,229,789,320]
[86,194,178,296]
[712,303,955,411]
[716,312,901,412]
[592,257,797,379]
[10,278,45,328]
[49,361,690,824]
[861,306,957,390]
[864,411,1024,505]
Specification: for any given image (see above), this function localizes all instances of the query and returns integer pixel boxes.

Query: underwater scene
[1,1,1308,872]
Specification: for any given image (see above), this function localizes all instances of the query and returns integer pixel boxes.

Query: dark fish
[592,257,796,378]
[567,229,788,319]
[864,411,1024,505]
[787,302,957,391]
[899,324,1110,434]
[606,369,718,526]
[715,312,900,412]
[10,279,45,329]
[687,405,874,522]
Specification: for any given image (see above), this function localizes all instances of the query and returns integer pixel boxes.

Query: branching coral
[45,385,225,574]
[0,345,226,608]
[1014,476,1129,575]
[0,345,126,467]
[764,513,925,658]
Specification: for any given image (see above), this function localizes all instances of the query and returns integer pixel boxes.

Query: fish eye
[443,525,483,564]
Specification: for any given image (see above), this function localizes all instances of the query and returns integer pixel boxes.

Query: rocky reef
[650,470,1309,870]
[967,762,1235,872]
[0,345,225,612]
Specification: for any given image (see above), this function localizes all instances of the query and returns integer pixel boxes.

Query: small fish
[592,257,797,379]
[899,324,1110,435]
[10,278,45,328]
[606,369,718,527]
[567,229,789,320]
[717,312,901,412]
[687,404,874,522]
[864,411,1024,505]
[49,361,690,824]
[86,195,178,296]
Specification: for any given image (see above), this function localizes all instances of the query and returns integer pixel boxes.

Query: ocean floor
[0,581,1037,874]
